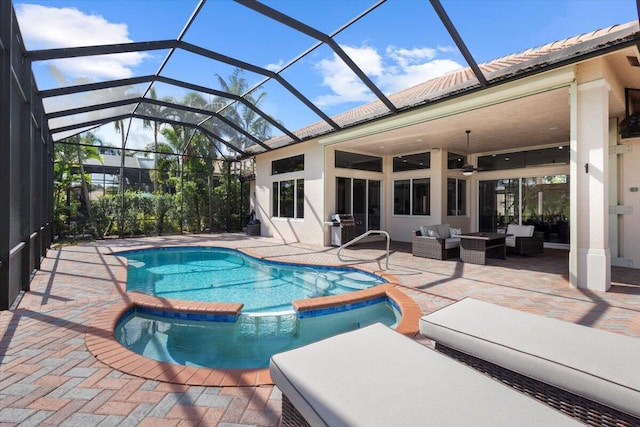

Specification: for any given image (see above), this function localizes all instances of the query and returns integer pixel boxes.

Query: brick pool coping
[85,249,421,386]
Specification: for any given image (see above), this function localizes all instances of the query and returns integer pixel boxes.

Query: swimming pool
[115,299,399,369]
[88,281,420,385]
[120,246,387,313]
[108,246,409,373]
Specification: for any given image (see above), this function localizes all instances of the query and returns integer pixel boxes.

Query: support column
[226,160,232,232]
[571,79,612,291]
[0,0,11,309]
[430,148,445,224]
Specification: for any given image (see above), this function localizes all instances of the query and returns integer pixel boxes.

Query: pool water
[116,301,399,369]
[120,247,386,313]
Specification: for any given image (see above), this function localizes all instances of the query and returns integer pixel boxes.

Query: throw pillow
[449,228,462,237]
[427,229,440,238]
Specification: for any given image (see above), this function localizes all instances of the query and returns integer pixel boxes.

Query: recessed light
[558,146,563,149]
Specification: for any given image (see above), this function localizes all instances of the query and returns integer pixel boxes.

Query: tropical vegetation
[53,69,268,240]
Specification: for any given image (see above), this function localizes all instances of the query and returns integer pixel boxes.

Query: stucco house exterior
[247,21,640,293]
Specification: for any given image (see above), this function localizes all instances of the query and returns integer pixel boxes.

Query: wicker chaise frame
[435,343,640,427]
[281,395,311,427]
[411,231,460,260]
[508,231,545,255]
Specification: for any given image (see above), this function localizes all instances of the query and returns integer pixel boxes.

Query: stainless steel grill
[330,214,356,246]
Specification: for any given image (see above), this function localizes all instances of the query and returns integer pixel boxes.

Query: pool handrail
[337,230,390,270]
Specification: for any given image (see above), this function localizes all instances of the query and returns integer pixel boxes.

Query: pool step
[236,312,298,338]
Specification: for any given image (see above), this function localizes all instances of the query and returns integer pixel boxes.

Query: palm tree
[140,87,174,192]
[214,68,272,151]
[212,69,273,229]
[54,132,102,236]
[113,119,127,194]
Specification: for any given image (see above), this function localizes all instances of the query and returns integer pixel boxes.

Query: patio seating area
[2,233,640,426]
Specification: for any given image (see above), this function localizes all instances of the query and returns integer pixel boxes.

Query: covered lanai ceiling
[14,0,640,161]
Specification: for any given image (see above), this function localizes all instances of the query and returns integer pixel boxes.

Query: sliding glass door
[336,177,381,236]
[478,175,569,243]
[479,179,519,233]
[521,175,570,243]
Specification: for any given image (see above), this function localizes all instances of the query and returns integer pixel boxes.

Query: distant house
[83,154,154,196]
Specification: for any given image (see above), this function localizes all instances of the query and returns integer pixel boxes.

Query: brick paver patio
[2,233,639,426]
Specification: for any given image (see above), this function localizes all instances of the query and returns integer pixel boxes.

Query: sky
[13,0,639,152]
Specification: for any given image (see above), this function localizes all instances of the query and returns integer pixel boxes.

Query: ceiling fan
[461,130,476,176]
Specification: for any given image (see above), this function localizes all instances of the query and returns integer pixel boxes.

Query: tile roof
[252,21,639,154]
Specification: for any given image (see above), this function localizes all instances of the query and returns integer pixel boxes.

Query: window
[296,179,304,218]
[394,178,430,216]
[335,150,382,172]
[393,152,431,172]
[336,177,352,214]
[447,178,466,216]
[394,180,410,215]
[621,88,640,138]
[273,179,304,218]
[477,146,569,171]
[412,178,430,215]
[272,154,304,175]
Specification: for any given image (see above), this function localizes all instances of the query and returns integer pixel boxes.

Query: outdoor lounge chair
[411,224,460,260]
[270,323,581,427]
[504,224,544,255]
[420,298,640,426]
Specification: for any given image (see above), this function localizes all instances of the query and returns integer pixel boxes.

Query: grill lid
[332,214,355,225]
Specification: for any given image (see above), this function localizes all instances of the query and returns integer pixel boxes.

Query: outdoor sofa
[270,323,581,427]
[420,298,640,427]
[504,224,544,255]
[411,223,461,260]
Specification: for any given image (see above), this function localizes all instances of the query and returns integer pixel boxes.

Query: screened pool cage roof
[17,0,640,162]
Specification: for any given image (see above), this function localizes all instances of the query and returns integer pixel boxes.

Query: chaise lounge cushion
[419,298,640,419]
[270,323,580,426]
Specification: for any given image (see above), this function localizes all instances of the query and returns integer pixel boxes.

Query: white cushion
[449,228,462,237]
[436,223,451,239]
[419,224,451,238]
[506,224,534,237]
[444,237,460,249]
[270,323,580,427]
[419,225,432,237]
[505,236,516,247]
[420,298,640,419]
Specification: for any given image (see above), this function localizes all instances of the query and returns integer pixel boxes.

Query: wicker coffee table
[459,232,509,265]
